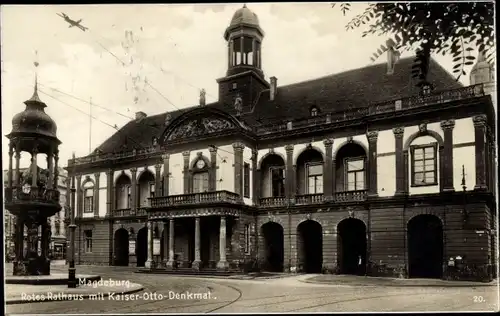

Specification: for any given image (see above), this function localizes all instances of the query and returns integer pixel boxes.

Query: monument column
[8,143,13,188]
[14,148,21,187]
[192,217,201,270]
[216,216,228,270]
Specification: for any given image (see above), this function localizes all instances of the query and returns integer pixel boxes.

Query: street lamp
[68,152,77,288]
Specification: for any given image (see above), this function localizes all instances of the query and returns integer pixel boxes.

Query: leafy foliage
[333,2,495,85]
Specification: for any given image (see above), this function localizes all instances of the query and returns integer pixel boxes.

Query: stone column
[47,152,54,189]
[31,148,38,187]
[76,174,82,217]
[15,216,24,262]
[473,114,488,190]
[94,172,100,218]
[393,127,405,195]
[182,151,190,194]
[192,217,201,270]
[8,143,13,188]
[332,159,337,196]
[41,220,50,273]
[251,150,259,205]
[209,146,218,191]
[162,154,170,195]
[166,218,175,269]
[14,149,21,187]
[130,168,137,210]
[285,145,294,202]
[440,119,455,191]
[145,221,155,269]
[233,142,245,198]
[367,131,379,196]
[162,221,169,267]
[53,150,59,189]
[217,216,228,270]
[323,139,333,201]
[106,169,114,216]
[155,163,162,196]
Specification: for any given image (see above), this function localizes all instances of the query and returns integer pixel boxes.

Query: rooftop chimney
[270,76,277,101]
[386,39,400,75]
[135,111,147,121]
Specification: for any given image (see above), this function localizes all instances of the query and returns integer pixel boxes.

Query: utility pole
[68,152,77,288]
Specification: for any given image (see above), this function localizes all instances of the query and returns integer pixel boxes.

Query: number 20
[474,296,485,303]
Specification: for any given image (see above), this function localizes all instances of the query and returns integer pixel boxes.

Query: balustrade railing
[149,190,240,208]
[69,84,485,165]
[4,187,60,204]
[259,196,288,207]
[113,207,148,217]
[295,193,325,205]
[335,190,367,202]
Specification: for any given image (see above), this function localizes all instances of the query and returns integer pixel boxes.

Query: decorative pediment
[165,116,237,141]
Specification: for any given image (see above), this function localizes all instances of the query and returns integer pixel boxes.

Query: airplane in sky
[56,12,88,32]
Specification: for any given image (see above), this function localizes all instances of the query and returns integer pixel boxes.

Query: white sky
[1,3,479,170]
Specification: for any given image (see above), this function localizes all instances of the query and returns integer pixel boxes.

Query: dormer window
[421,83,433,96]
[311,107,318,117]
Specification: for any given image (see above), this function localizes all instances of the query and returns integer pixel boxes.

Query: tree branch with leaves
[333,2,495,85]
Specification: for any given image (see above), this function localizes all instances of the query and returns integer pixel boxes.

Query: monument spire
[28,50,42,103]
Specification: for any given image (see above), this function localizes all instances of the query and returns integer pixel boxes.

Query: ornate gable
[165,116,236,142]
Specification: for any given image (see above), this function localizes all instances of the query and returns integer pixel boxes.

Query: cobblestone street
[6,265,499,314]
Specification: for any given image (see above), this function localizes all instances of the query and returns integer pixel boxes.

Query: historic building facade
[4,167,67,261]
[67,6,497,281]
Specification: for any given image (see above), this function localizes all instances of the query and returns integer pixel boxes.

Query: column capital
[75,174,82,180]
[440,119,456,130]
[161,153,170,160]
[130,167,137,174]
[182,151,190,158]
[366,131,379,142]
[209,145,218,153]
[392,127,405,137]
[155,163,162,171]
[106,168,114,176]
[323,139,334,147]
[284,144,294,153]
[473,114,487,127]
[94,172,100,180]
[147,221,152,228]
[251,149,258,160]
[232,142,245,151]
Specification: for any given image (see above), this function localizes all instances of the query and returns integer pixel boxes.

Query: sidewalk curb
[299,278,498,287]
[6,284,144,305]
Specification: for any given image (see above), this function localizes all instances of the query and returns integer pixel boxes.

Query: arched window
[311,107,318,117]
[84,188,94,213]
[410,142,438,186]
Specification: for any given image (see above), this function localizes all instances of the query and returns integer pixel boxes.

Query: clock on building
[196,159,206,169]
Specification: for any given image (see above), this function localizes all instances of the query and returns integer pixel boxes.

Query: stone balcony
[149,190,241,208]
[4,186,61,216]
[259,190,368,207]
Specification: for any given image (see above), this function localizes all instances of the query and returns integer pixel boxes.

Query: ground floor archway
[114,228,129,266]
[297,220,323,273]
[407,214,443,279]
[337,218,367,275]
[136,227,148,267]
[261,222,284,272]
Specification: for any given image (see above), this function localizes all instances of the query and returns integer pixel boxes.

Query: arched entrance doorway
[136,227,148,267]
[407,214,443,279]
[114,228,129,266]
[261,222,284,272]
[337,218,367,275]
[297,220,323,273]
